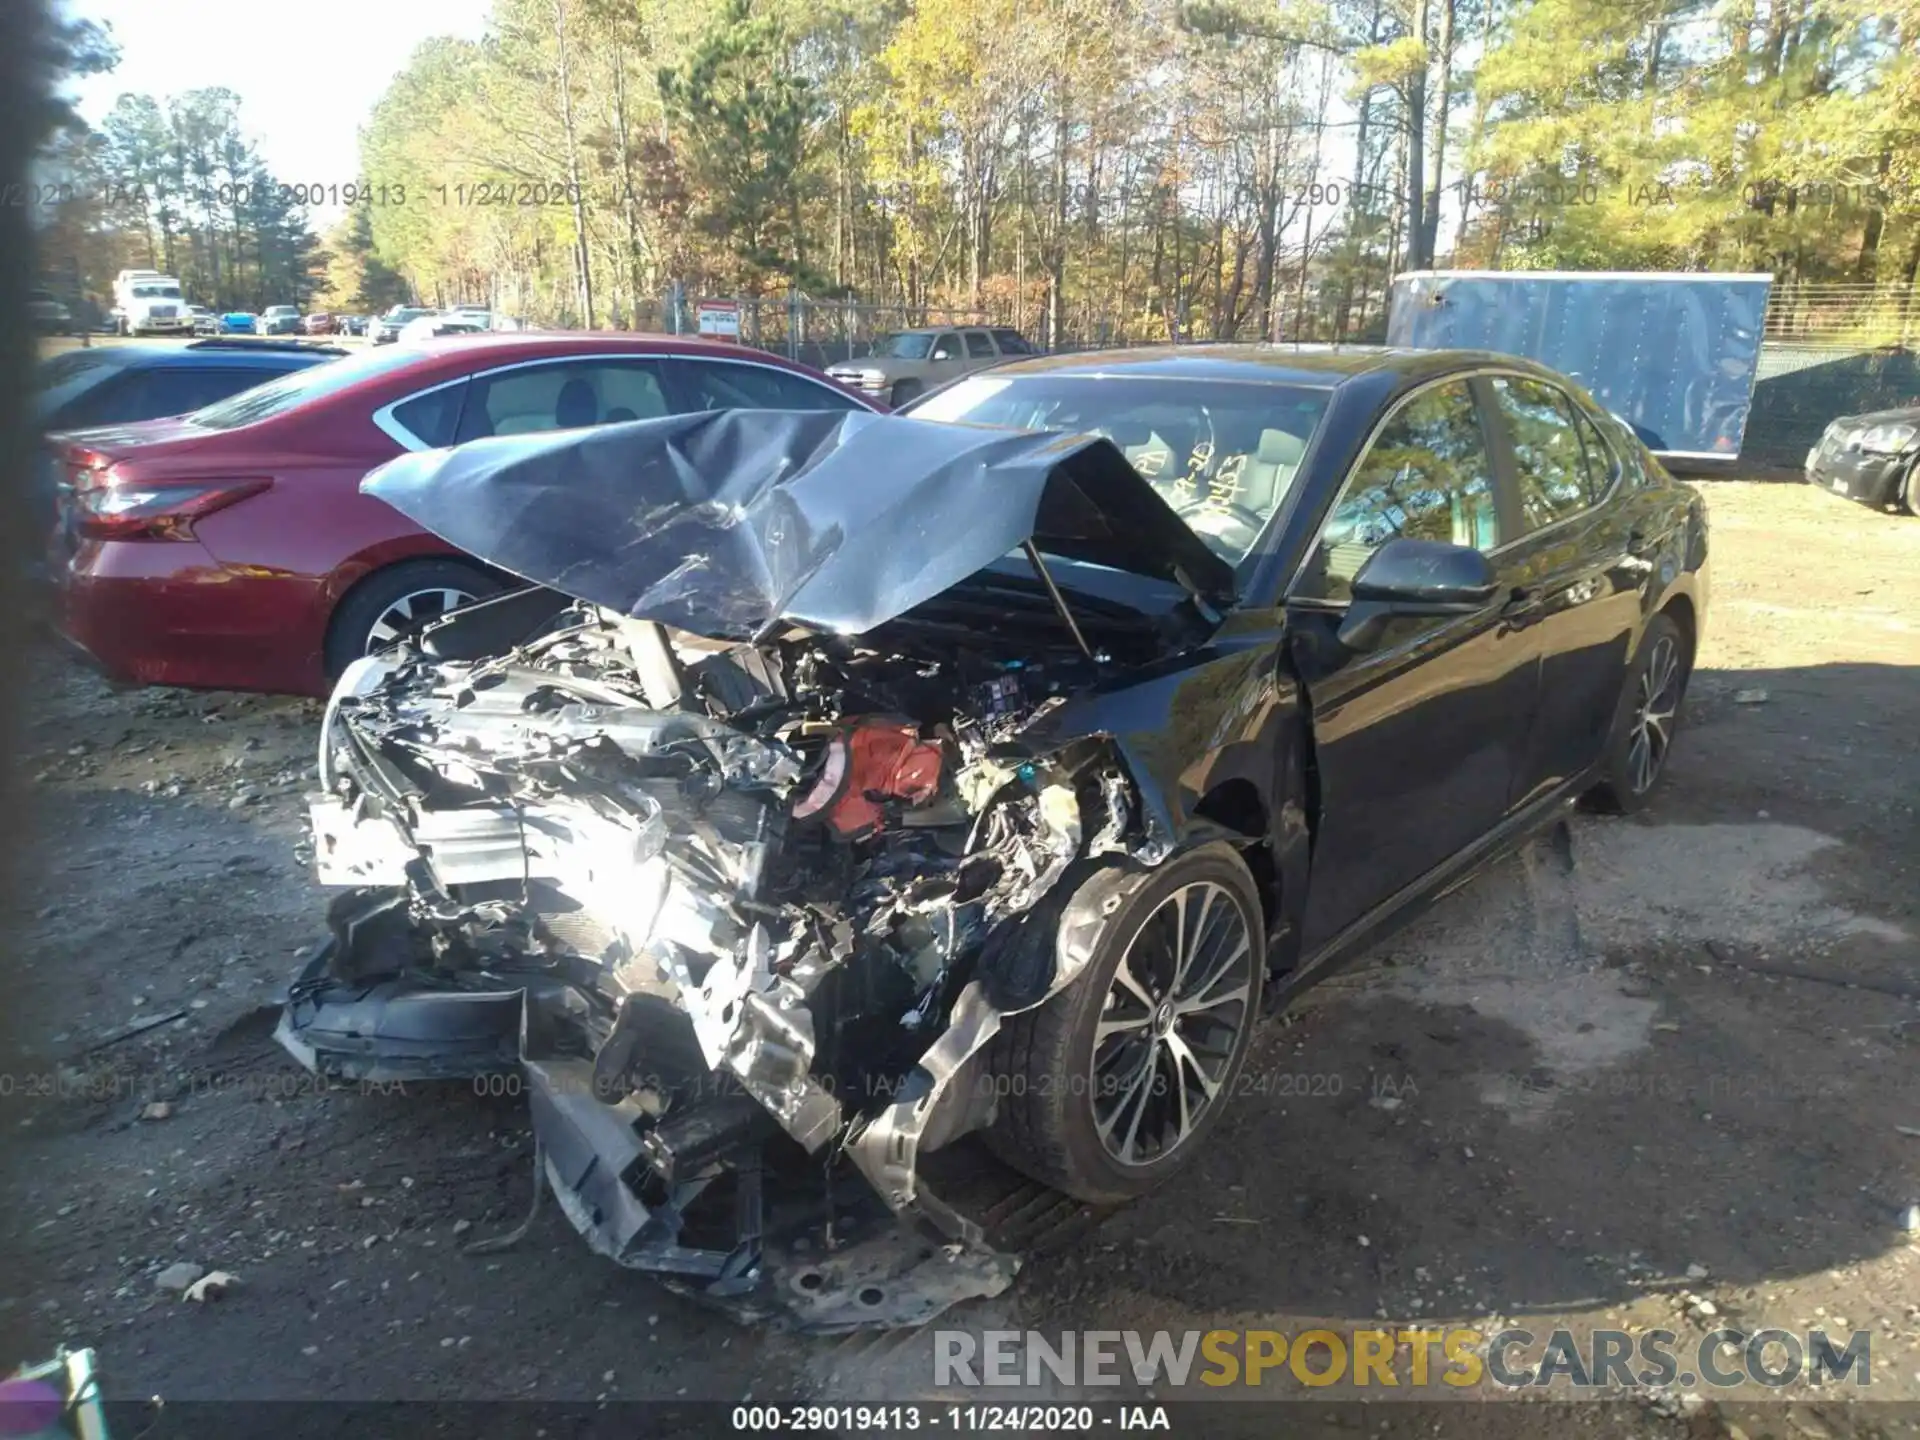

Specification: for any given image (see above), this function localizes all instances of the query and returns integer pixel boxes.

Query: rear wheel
[1584,611,1691,814]
[324,559,503,678]
[984,842,1265,1204]
[889,379,923,409]
[1900,460,1920,516]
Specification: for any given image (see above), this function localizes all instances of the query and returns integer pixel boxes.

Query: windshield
[185,345,429,430]
[132,284,182,299]
[875,333,934,360]
[910,373,1333,562]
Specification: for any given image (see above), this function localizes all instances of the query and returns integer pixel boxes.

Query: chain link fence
[1762,280,1920,347]
[606,277,1920,470]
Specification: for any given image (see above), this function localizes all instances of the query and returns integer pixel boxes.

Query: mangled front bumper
[277,928,1021,1331]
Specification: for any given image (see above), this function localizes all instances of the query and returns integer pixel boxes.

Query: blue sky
[68,0,489,215]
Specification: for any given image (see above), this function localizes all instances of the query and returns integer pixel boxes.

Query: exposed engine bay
[281,594,1163,1328]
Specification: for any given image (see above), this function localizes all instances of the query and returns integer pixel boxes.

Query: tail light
[72,467,270,541]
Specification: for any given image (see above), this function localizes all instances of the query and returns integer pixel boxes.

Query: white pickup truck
[111,270,192,336]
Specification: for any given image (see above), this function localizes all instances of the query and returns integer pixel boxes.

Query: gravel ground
[1,479,1916,1436]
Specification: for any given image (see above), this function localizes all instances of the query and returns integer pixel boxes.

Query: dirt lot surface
[2,480,1917,1436]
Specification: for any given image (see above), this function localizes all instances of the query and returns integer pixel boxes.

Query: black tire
[324,559,503,678]
[889,379,923,409]
[1583,611,1692,815]
[1900,460,1920,517]
[983,841,1265,1205]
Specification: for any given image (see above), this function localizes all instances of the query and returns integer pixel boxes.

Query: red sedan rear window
[186,345,431,431]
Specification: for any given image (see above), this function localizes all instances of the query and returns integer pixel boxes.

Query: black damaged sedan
[1804,405,1920,514]
[278,345,1709,1329]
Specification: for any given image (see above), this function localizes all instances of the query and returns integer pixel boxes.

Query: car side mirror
[1336,538,1499,652]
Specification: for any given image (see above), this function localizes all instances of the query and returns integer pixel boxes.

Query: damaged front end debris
[276,411,1228,1330]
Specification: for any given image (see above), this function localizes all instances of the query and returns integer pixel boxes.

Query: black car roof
[987,343,1534,388]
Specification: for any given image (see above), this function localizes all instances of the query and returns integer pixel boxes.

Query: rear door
[1284,375,1540,951]
[1479,372,1648,807]
[961,329,999,374]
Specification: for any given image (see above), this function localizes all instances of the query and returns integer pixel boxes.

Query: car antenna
[1020,540,1096,662]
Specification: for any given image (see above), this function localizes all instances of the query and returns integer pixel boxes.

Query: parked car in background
[32,338,343,571]
[1804,405,1920,515]
[396,313,487,344]
[189,305,220,336]
[220,311,259,335]
[50,335,877,696]
[336,315,367,337]
[29,289,72,334]
[302,313,336,335]
[826,326,1036,408]
[271,344,1708,1323]
[257,305,302,336]
[368,306,435,344]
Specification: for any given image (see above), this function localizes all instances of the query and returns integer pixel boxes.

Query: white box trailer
[1387,269,1774,463]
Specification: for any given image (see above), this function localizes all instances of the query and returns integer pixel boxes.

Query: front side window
[1489,375,1594,531]
[455,360,670,441]
[929,333,962,362]
[909,373,1332,564]
[1297,379,1498,603]
[666,360,860,413]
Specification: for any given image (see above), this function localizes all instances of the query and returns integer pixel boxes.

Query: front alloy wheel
[985,842,1265,1204]
[1091,880,1257,1168]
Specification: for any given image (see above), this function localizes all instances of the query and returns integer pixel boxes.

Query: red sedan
[300,313,335,335]
[51,334,879,696]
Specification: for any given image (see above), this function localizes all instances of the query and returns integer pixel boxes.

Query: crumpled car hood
[360,408,1237,642]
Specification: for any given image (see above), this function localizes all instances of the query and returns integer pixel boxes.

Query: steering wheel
[1175,496,1266,534]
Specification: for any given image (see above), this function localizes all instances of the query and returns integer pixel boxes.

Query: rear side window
[1573,410,1620,496]
[991,330,1033,355]
[665,360,860,413]
[387,381,468,448]
[456,360,671,441]
[963,330,996,359]
[1487,375,1595,531]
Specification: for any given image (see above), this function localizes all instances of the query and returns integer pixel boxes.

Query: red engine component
[792,719,947,839]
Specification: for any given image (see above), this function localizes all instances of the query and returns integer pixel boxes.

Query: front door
[1284,376,1540,952]
[924,331,968,389]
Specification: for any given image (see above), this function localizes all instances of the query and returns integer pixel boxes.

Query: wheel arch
[1657,589,1697,659]
[320,550,513,672]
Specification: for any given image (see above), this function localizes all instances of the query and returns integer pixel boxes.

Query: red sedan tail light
[73,469,271,541]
